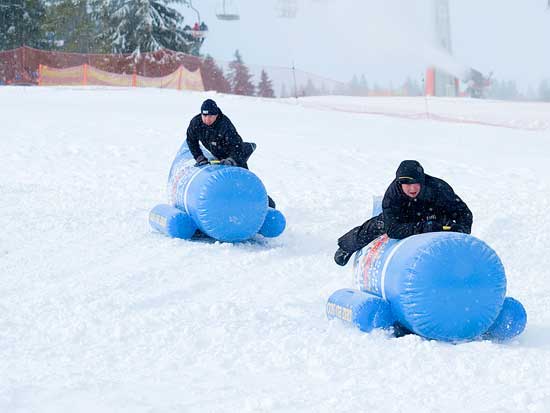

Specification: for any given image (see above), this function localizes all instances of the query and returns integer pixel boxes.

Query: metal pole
[292,61,298,99]
[187,0,201,23]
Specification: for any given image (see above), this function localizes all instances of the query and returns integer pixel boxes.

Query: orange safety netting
[39,65,85,86]
[0,46,205,89]
[0,46,346,97]
[38,63,204,90]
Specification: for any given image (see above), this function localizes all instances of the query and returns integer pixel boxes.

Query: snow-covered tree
[43,0,98,52]
[257,69,274,98]
[227,50,255,96]
[101,0,202,54]
[0,0,46,50]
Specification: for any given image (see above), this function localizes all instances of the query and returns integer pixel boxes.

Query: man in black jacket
[187,99,253,167]
[186,99,275,207]
[334,160,473,266]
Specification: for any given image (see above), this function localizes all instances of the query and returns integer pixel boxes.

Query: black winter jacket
[186,112,248,166]
[382,174,472,239]
[337,174,472,254]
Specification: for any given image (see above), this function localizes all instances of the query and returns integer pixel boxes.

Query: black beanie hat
[396,160,425,184]
[201,99,220,115]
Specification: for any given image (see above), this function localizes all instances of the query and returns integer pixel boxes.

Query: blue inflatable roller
[483,297,527,342]
[259,208,286,238]
[149,204,197,239]
[352,232,508,342]
[149,142,285,242]
[327,289,395,332]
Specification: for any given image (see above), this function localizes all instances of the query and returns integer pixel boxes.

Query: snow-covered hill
[2,87,550,412]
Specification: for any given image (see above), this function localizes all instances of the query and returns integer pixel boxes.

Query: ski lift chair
[182,1,208,39]
[217,0,240,21]
[184,26,208,39]
[276,0,298,18]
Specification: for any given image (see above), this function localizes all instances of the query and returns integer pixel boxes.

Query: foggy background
[178,0,550,90]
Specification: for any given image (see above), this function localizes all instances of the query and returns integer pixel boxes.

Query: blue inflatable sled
[149,142,285,242]
[327,197,527,343]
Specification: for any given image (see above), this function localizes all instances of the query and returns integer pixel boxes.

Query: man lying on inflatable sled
[149,99,285,243]
[328,160,526,343]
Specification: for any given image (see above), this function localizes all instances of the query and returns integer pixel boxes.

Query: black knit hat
[201,99,220,115]
[396,160,425,184]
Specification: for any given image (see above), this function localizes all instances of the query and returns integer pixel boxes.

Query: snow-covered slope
[2,87,550,412]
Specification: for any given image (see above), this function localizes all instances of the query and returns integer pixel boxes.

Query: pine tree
[538,79,550,102]
[43,0,98,53]
[257,69,274,98]
[486,78,520,100]
[359,74,369,96]
[403,76,422,96]
[0,0,46,50]
[201,55,231,93]
[102,0,202,54]
[303,78,318,96]
[227,50,255,96]
[349,74,359,96]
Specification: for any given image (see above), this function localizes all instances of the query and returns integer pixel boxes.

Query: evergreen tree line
[203,50,275,98]
[339,74,424,97]
[342,74,550,101]
[0,0,203,55]
[487,77,550,102]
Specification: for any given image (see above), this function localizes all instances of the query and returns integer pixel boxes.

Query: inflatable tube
[259,208,286,238]
[164,142,279,242]
[149,204,196,239]
[353,232,507,342]
[483,297,527,342]
[327,289,395,332]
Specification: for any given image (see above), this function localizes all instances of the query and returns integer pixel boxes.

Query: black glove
[220,157,237,166]
[421,220,444,233]
[194,155,209,167]
[334,247,353,266]
[449,223,468,233]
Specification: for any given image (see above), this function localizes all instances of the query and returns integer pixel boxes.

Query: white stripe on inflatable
[380,236,414,300]
[183,167,209,215]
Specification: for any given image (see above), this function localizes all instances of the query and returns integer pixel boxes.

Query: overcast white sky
[180,0,550,89]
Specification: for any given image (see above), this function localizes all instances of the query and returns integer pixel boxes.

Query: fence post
[177,65,183,91]
[83,63,88,86]
[38,64,42,86]
[132,69,137,87]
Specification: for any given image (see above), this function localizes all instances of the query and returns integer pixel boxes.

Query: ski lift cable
[183,0,201,23]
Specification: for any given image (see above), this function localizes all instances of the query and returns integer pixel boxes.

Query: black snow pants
[337,213,385,254]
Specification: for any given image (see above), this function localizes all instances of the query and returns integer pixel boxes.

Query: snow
[2,86,550,412]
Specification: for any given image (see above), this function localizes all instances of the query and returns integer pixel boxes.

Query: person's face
[401,183,421,198]
[201,114,218,126]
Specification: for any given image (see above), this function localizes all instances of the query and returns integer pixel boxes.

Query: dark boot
[334,247,353,266]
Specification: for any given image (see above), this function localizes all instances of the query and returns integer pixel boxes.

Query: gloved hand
[448,223,468,233]
[220,157,237,166]
[421,220,444,233]
[194,155,209,167]
[334,247,353,267]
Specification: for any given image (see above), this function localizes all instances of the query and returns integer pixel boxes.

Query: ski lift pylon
[217,0,240,21]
